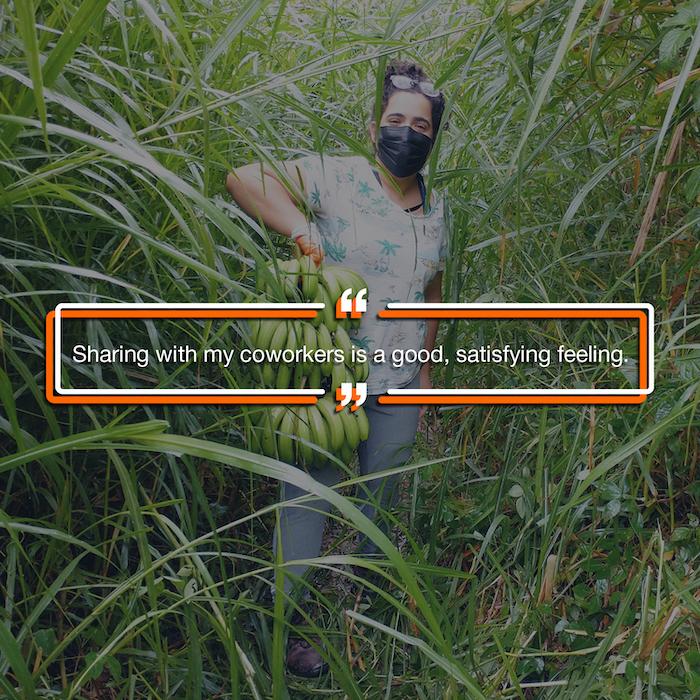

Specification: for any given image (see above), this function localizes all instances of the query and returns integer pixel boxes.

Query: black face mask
[376,125,433,178]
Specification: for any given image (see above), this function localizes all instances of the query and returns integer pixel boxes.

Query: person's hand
[294,234,324,267]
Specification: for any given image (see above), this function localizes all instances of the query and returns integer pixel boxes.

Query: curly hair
[373,59,446,136]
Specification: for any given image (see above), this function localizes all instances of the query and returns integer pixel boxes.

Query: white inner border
[54,303,325,396]
[385,302,654,396]
[53,302,654,397]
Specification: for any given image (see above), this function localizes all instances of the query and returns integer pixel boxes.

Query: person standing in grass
[226,59,449,677]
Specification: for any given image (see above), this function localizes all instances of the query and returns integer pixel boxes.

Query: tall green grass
[0,0,698,697]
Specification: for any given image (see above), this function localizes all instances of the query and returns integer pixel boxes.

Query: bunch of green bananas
[247,320,369,389]
[248,258,371,469]
[251,398,369,468]
[256,257,366,332]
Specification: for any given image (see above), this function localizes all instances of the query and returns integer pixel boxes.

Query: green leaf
[13,0,46,137]
[665,1,700,30]
[105,656,121,682]
[345,610,486,698]
[0,420,168,474]
[659,28,691,66]
[1,0,110,148]
[652,21,700,168]
[684,166,700,202]
[83,652,104,681]
[508,0,587,173]
[0,623,38,700]
[35,629,58,656]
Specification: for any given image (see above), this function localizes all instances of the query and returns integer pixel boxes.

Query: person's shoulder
[296,153,360,174]
[287,153,348,187]
[330,154,367,173]
[321,154,366,188]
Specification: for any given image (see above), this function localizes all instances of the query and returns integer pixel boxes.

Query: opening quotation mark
[336,288,367,319]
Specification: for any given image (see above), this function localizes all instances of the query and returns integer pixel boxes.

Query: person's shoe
[285,606,330,678]
[285,635,329,677]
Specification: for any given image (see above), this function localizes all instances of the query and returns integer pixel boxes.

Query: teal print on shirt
[324,239,347,262]
[358,180,373,197]
[350,335,371,351]
[367,254,390,274]
[392,330,408,347]
[378,240,401,256]
[310,183,321,208]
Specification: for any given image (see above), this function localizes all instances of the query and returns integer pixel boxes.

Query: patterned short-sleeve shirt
[290,154,449,394]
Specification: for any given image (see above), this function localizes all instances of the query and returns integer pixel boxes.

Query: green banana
[286,320,299,352]
[310,266,324,328]
[331,360,346,389]
[343,364,357,385]
[262,263,285,299]
[329,266,367,301]
[302,322,317,372]
[295,407,314,466]
[275,362,291,389]
[262,363,276,386]
[268,320,288,355]
[354,406,369,442]
[248,318,261,346]
[317,284,337,332]
[340,442,355,465]
[345,269,368,294]
[299,255,319,301]
[316,397,344,451]
[255,264,266,293]
[354,357,369,382]
[320,267,343,303]
[351,359,362,382]
[248,421,261,453]
[292,361,305,388]
[260,406,285,458]
[306,404,329,467]
[340,406,360,449]
[280,258,301,300]
[290,409,302,463]
[334,326,354,365]
[256,319,281,350]
[329,267,354,297]
[308,364,321,389]
[277,409,296,464]
[317,323,334,375]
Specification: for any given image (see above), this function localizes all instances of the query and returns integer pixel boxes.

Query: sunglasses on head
[388,74,441,98]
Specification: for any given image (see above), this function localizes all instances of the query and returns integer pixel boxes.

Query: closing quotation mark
[336,382,367,412]
[336,288,367,319]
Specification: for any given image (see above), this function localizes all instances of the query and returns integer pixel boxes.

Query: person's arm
[225,161,323,265]
[419,271,442,415]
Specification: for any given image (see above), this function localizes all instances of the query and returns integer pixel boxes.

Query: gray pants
[272,372,421,595]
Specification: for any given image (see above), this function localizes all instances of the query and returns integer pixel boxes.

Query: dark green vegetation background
[1,1,698,698]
